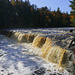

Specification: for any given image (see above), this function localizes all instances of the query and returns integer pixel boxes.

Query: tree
[0,0,71,28]
[62,12,71,27]
[54,7,63,27]
[70,0,75,27]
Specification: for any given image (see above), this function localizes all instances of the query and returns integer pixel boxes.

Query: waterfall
[11,32,21,41]
[40,37,68,67]
[0,30,75,68]
[10,32,36,43]
[32,36,46,48]
[46,46,67,67]
[41,37,53,58]
[18,33,25,42]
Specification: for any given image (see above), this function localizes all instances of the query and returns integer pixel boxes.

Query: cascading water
[46,46,67,67]
[11,32,36,43]
[0,29,75,75]
[41,37,53,58]
[17,33,26,42]
[32,36,46,48]
[33,37,68,67]
[11,32,21,41]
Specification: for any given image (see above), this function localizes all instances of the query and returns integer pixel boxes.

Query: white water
[8,27,74,35]
[0,35,72,75]
[0,28,75,75]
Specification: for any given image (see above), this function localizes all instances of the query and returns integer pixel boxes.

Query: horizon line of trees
[0,0,72,29]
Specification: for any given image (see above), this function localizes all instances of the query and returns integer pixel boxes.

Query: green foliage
[0,0,71,28]
[70,0,75,27]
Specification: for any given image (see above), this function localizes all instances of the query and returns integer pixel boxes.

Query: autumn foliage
[0,0,71,28]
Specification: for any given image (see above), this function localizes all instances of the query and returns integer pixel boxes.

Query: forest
[0,0,73,28]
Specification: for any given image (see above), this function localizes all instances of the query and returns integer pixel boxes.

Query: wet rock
[7,72,14,75]
[47,69,51,72]
[0,54,3,57]
[8,73,11,75]
[32,67,46,75]
[50,74,57,75]
[32,74,35,75]
[1,70,4,72]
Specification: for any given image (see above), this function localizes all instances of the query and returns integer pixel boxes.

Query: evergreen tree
[70,0,75,27]
[0,0,71,28]
[54,7,63,27]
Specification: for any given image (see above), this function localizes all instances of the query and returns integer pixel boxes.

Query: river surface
[0,27,75,75]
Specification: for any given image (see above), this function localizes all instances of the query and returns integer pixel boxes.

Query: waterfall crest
[11,32,36,43]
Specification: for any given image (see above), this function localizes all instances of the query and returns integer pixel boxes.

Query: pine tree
[70,0,75,27]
